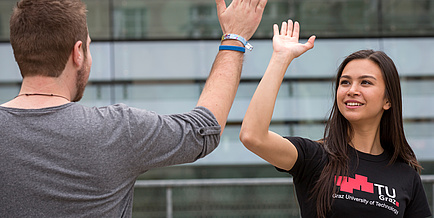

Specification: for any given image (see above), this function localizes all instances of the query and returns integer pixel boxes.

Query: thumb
[305,35,316,50]
[215,0,227,15]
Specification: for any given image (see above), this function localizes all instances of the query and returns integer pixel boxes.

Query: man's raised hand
[216,0,268,41]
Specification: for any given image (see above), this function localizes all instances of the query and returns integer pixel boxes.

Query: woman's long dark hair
[312,50,422,218]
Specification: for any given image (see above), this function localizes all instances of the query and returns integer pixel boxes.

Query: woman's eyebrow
[340,75,377,80]
[359,75,377,80]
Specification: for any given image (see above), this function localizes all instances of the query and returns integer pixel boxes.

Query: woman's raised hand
[272,20,316,61]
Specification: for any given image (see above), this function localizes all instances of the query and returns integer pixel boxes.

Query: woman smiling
[239,20,431,218]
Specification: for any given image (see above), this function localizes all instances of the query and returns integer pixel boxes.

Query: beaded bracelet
[219,45,246,53]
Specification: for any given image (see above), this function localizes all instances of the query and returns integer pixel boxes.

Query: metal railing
[134,175,434,218]
[135,178,293,218]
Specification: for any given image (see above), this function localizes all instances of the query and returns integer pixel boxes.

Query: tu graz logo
[335,174,399,207]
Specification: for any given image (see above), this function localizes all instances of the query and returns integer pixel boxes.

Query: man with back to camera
[0,0,267,217]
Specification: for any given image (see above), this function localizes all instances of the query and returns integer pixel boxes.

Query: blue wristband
[219,45,245,53]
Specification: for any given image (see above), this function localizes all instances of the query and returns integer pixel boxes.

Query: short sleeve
[404,173,432,218]
[274,137,328,218]
[276,137,328,181]
[126,105,221,172]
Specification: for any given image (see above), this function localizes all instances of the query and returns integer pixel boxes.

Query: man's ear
[72,41,84,67]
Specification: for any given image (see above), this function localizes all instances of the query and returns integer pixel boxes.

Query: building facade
[1,0,434,216]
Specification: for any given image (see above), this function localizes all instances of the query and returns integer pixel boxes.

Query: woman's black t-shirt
[277,137,431,218]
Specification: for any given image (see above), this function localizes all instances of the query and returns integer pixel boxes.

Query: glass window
[382,0,434,36]
[256,1,294,38]
[86,0,111,40]
[0,1,16,41]
[3,0,434,41]
[114,7,147,39]
[80,84,113,107]
[188,3,220,38]
[297,0,380,38]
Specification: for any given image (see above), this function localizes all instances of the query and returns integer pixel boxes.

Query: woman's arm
[239,20,315,171]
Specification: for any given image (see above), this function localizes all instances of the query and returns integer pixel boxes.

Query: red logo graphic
[335,174,399,208]
[335,174,374,194]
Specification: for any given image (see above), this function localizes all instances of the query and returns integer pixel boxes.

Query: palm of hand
[273,34,303,58]
[272,20,315,59]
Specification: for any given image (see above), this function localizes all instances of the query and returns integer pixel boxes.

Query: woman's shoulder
[284,136,328,162]
[281,136,328,180]
[380,155,422,181]
[284,136,324,147]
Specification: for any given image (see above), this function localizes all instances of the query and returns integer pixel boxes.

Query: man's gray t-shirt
[0,103,221,217]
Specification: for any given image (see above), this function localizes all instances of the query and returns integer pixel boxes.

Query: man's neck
[1,76,72,109]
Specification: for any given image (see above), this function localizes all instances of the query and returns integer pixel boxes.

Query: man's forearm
[196,0,267,135]
[196,43,244,134]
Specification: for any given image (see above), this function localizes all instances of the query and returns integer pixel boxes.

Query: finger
[257,0,268,11]
[292,21,300,39]
[273,24,279,36]
[250,0,260,8]
[287,20,293,37]
[215,0,227,15]
[235,0,242,7]
[280,21,287,36]
[305,35,316,49]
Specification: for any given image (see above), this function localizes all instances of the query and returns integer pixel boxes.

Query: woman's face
[337,59,391,126]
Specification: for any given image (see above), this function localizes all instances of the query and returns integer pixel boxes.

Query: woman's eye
[361,80,372,85]
[340,80,350,85]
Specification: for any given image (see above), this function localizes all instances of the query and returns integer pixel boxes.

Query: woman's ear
[383,100,391,110]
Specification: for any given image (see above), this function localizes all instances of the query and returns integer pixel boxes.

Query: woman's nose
[347,84,360,96]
